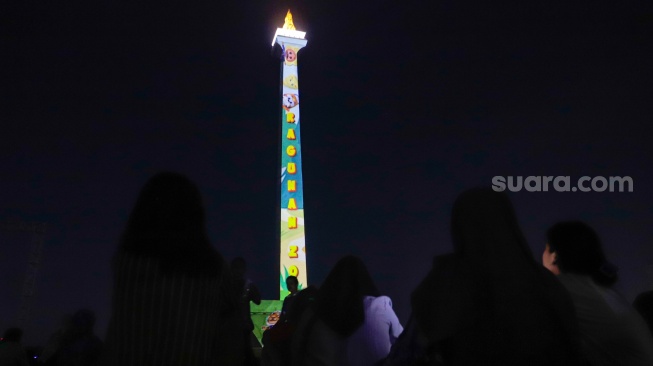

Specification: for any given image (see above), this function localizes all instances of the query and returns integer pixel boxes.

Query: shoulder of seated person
[367,295,393,307]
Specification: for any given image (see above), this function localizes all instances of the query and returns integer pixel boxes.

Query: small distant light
[34,356,38,359]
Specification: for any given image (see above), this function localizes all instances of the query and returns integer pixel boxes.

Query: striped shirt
[101,252,242,366]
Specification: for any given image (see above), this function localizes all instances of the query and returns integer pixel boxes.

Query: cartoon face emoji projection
[282,93,299,111]
[283,75,299,89]
[284,46,299,66]
[267,311,281,327]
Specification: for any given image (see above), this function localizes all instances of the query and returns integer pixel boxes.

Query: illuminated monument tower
[273,11,308,298]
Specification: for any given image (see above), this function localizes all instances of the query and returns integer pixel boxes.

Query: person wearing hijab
[411,188,581,365]
[101,172,244,365]
[292,256,403,366]
[543,221,653,366]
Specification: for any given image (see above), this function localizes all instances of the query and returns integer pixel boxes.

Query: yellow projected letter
[288,180,297,192]
[288,198,297,210]
[287,128,296,140]
[286,112,296,123]
[287,162,297,174]
[287,146,296,157]
[288,245,299,258]
[289,265,299,276]
[288,216,298,229]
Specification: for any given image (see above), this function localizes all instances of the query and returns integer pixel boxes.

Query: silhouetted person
[292,256,403,366]
[230,257,261,366]
[634,290,653,338]
[47,309,102,366]
[411,188,581,365]
[100,172,244,365]
[544,221,653,365]
[39,314,72,365]
[279,276,299,324]
[0,328,29,366]
[261,276,303,366]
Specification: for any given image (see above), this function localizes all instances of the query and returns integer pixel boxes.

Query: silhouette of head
[286,275,299,294]
[450,188,533,268]
[546,221,617,287]
[120,172,221,277]
[123,172,207,241]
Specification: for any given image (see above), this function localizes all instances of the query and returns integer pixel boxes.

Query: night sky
[3,0,653,346]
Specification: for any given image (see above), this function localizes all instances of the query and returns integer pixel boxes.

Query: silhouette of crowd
[3,173,653,366]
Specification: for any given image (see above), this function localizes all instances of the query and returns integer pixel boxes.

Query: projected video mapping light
[250,10,309,345]
[275,9,308,299]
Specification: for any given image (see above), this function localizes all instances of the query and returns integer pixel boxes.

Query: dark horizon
[3,0,653,346]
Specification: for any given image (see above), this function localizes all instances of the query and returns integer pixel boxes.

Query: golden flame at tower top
[271,9,305,46]
[282,10,296,30]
